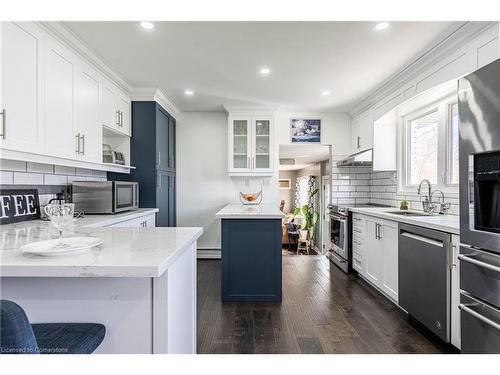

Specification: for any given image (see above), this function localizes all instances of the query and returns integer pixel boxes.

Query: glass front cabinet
[228,114,274,175]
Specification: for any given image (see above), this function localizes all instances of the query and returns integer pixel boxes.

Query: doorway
[278,144,331,255]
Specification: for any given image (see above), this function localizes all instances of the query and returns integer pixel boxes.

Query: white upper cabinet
[0,22,132,172]
[117,92,131,136]
[373,109,397,171]
[77,65,101,163]
[0,22,44,154]
[101,79,131,136]
[44,37,78,159]
[350,107,373,154]
[228,113,274,175]
[229,116,252,173]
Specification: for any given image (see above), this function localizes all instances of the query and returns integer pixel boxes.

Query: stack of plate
[21,237,103,257]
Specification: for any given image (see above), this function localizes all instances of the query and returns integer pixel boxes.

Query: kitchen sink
[386,210,429,217]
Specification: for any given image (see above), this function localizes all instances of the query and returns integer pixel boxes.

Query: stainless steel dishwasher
[398,223,452,342]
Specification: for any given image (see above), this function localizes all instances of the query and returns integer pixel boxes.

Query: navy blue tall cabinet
[109,101,176,226]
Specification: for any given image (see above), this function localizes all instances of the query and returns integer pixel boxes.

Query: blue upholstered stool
[0,300,105,354]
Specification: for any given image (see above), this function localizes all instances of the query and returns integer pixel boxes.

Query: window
[407,109,439,185]
[400,94,458,192]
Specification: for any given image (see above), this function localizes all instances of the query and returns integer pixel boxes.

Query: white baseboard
[197,248,221,259]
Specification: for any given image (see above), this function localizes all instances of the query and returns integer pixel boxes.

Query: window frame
[398,93,458,195]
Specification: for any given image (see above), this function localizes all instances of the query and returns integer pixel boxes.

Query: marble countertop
[0,221,203,278]
[215,204,285,219]
[348,207,459,234]
[76,208,159,227]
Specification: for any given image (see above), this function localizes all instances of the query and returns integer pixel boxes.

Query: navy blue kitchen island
[216,204,284,302]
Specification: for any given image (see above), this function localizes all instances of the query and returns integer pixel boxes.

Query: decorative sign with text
[0,189,40,224]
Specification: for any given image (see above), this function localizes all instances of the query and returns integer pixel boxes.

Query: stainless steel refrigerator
[458,57,500,353]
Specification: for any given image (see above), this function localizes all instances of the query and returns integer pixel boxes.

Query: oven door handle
[459,304,500,332]
[330,214,347,222]
[458,254,500,273]
[329,252,346,264]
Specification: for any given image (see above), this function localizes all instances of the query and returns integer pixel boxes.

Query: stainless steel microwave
[71,181,139,214]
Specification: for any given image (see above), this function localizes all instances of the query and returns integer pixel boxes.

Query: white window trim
[397,93,459,197]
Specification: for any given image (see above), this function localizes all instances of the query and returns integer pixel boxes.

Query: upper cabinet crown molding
[130,88,180,119]
[348,21,498,118]
[222,104,280,115]
[39,22,133,95]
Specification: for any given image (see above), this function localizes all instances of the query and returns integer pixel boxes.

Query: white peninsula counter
[0,220,202,354]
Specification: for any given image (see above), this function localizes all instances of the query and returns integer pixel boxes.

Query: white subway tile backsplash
[2,159,107,187]
[0,160,27,172]
[54,166,76,175]
[0,171,14,184]
[356,185,370,192]
[67,176,87,183]
[338,185,355,192]
[44,174,68,185]
[75,168,94,177]
[13,172,43,185]
[27,162,54,174]
[92,170,107,178]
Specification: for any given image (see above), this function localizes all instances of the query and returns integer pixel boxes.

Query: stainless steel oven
[329,210,349,273]
[71,181,139,214]
[459,58,500,353]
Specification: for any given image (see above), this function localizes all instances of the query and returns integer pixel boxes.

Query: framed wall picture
[290,119,321,143]
[279,178,291,190]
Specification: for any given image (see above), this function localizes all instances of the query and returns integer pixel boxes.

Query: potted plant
[293,188,320,243]
[400,199,409,210]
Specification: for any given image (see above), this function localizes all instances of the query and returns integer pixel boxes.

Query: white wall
[276,111,350,156]
[278,170,296,214]
[176,111,279,250]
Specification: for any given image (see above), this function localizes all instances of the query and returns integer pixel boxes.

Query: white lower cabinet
[107,214,156,228]
[354,214,398,303]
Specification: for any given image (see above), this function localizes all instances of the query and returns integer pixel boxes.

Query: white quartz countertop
[0,221,203,278]
[76,208,159,227]
[348,207,459,234]
[216,204,285,219]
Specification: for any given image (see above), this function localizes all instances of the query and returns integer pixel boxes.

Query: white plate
[21,237,103,257]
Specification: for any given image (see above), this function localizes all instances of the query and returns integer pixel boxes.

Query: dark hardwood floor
[197,255,455,354]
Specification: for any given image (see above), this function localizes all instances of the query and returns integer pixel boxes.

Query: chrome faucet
[417,179,433,213]
[417,179,432,201]
[416,180,450,215]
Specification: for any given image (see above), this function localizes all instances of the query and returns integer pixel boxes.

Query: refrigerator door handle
[459,303,500,332]
[458,254,500,273]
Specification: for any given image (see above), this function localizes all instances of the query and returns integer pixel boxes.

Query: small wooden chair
[297,229,310,255]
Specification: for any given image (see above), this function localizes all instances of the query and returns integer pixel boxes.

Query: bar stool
[0,300,105,354]
[297,229,310,255]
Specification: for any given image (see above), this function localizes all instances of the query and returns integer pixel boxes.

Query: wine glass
[44,203,74,247]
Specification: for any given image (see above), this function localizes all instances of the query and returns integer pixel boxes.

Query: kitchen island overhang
[216,204,284,302]
[0,224,203,354]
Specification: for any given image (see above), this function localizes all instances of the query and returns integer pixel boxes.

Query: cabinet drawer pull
[75,133,81,154]
[116,111,120,125]
[81,134,85,155]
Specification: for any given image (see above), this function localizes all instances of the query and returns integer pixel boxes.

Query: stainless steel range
[327,203,389,273]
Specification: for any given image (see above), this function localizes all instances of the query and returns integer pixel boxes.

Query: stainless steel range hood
[336,149,373,167]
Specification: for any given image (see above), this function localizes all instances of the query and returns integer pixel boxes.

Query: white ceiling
[63,21,464,112]
[279,144,330,171]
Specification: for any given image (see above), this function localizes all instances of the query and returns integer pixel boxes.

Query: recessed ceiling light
[140,21,154,30]
[374,22,389,31]
[322,90,331,96]
[259,67,271,76]
[184,90,194,96]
